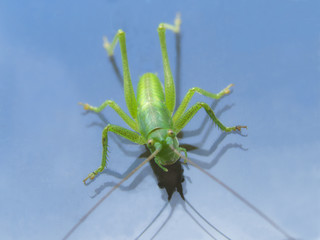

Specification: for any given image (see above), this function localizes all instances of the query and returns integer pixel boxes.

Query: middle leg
[173,102,246,134]
[173,84,234,123]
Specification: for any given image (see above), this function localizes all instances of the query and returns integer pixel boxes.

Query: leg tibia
[83,124,146,184]
[157,13,181,114]
[173,85,234,123]
[174,102,246,134]
[103,29,137,120]
[158,24,176,114]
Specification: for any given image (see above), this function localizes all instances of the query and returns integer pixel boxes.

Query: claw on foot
[78,102,90,110]
[103,36,113,56]
[83,172,96,184]
[102,36,113,57]
[224,84,234,94]
[235,125,247,131]
[159,13,182,34]
[174,12,182,33]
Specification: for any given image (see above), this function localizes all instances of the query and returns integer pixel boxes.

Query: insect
[79,14,246,198]
[64,14,294,240]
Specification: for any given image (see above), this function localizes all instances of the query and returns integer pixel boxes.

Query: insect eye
[147,139,154,147]
[168,129,175,137]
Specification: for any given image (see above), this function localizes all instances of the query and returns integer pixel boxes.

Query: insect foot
[102,36,113,56]
[78,102,90,110]
[159,12,181,34]
[174,12,182,33]
[223,84,234,94]
[235,125,247,131]
[83,172,97,184]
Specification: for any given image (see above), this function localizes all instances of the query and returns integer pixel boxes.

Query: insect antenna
[145,200,218,240]
[183,203,219,240]
[185,198,232,240]
[134,202,169,240]
[170,146,295,240]
[62,149,161,240]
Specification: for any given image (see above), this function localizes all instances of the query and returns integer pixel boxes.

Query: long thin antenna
[185,199,232,240]
[134,202,169,240]
[62,149,161,240]
[184,205,218,240]
[170,146,295,240]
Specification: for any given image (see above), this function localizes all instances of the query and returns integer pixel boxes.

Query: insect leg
[79,100,138,131]
[158,14,181,115]
[161,13,181,33]
[173,102,247,134]
[64,149,161,240]
[172,85,233,123]
[83,124,146,184]
[103,30,138,120]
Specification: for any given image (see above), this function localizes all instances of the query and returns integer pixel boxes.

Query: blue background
[0,0,319,240]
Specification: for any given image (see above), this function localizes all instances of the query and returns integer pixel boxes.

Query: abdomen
[136,73,172,137]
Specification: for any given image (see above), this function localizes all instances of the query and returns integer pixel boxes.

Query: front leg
[173,102,246,134]
[79,100,138,131]
[83,124,146,184]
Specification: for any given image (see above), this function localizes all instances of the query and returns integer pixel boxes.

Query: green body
[137,73,172,137]
[137,73,180,166]
[65,15,296,240]
[80,15,246,183]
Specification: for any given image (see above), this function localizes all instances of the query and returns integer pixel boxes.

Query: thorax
[136,73,172,137]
